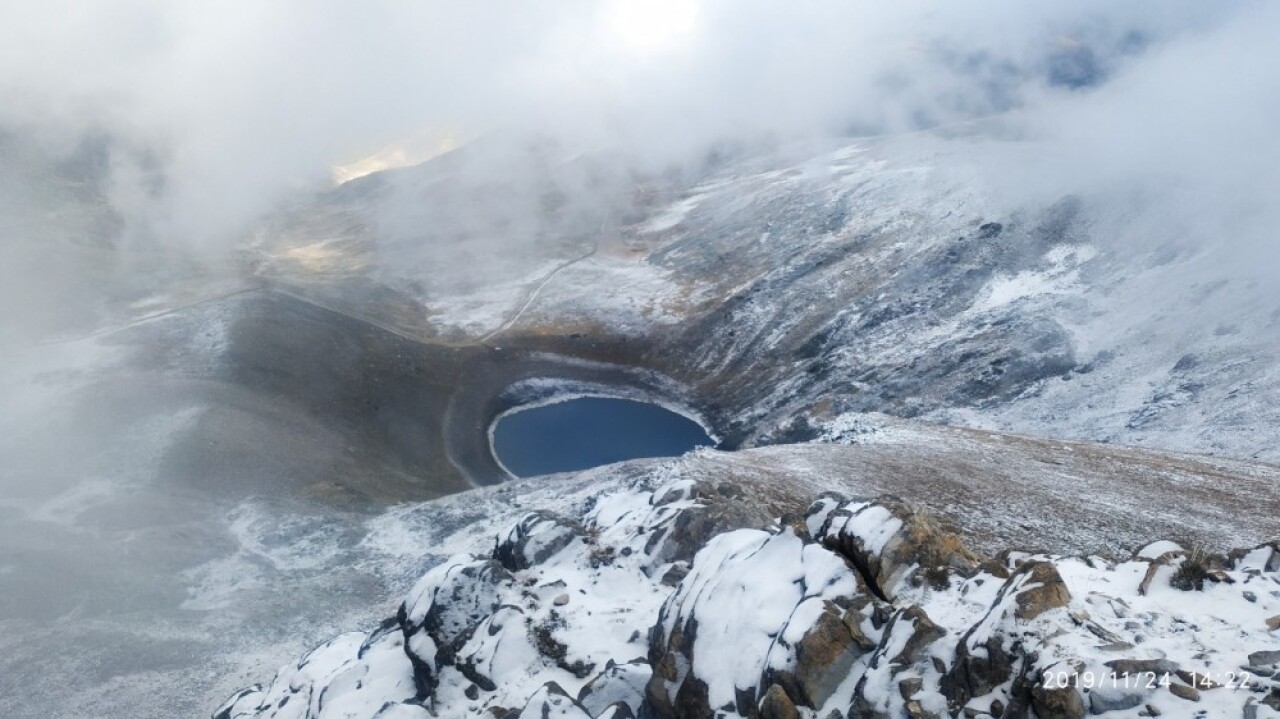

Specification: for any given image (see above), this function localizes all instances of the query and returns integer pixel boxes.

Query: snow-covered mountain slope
[209,130,1280,718]
[217,442,1280,719]
[259,130,1280,463]
[5,125,1279,718]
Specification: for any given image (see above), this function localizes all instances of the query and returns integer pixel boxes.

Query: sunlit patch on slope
[330,127,472,185]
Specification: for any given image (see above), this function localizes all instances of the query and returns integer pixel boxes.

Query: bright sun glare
[606,0,699,55]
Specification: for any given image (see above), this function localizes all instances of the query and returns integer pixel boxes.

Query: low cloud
[0,0,1276,332]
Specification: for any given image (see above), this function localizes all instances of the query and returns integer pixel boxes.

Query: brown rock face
[644,668,715,719]
[811,496,981,601]
[1012,561,1071,621]
[943,633,1017,710]
[884,606,947,666]
[940,560,1071,714]
[759,684,802,719]
[768,598,879,709]
[645,620,711,719]
[848,605,947,718]
[1030,682,1086,719]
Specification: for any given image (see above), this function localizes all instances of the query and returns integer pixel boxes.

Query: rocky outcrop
[806,494,981,600]
[219,478,1280,719]
[639,479,781,564]
[493,511,585,572]
[646,527,883,717]
[847,605,947,718]
[939,559,1077,716]
[213,621,426,719]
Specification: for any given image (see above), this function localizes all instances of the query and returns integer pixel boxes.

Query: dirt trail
[479,240,599,344]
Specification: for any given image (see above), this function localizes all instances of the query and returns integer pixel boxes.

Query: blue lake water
[491,396,714,478]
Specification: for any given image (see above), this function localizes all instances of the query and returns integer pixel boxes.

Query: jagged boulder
[847,605,948,719]
[455,605,539,691]
[495,511,584,571]
[808,495,980,600]
[646,527,881,718]
[758,684,802,719]
[639,479,780,564]
[213,622,424,719]
[398,557,512,695]
[765,596,883,709]
[1009,560,1072,620]
[941,559,1073,715]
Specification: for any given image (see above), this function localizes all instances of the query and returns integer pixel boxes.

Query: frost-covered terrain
[216,460,1280,719]
[4,124,1280,719]
[265,130,1280,463]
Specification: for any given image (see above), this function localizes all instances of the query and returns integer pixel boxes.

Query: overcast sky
[0,1,1276,280]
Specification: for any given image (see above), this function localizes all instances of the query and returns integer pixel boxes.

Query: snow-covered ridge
[267,131,1280,464]
[217,473,1280,719]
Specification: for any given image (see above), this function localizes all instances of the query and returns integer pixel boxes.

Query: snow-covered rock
[214,622,424,719]
[646,527,882,717]
[220,474,1280,718]
[808,495,981,601]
